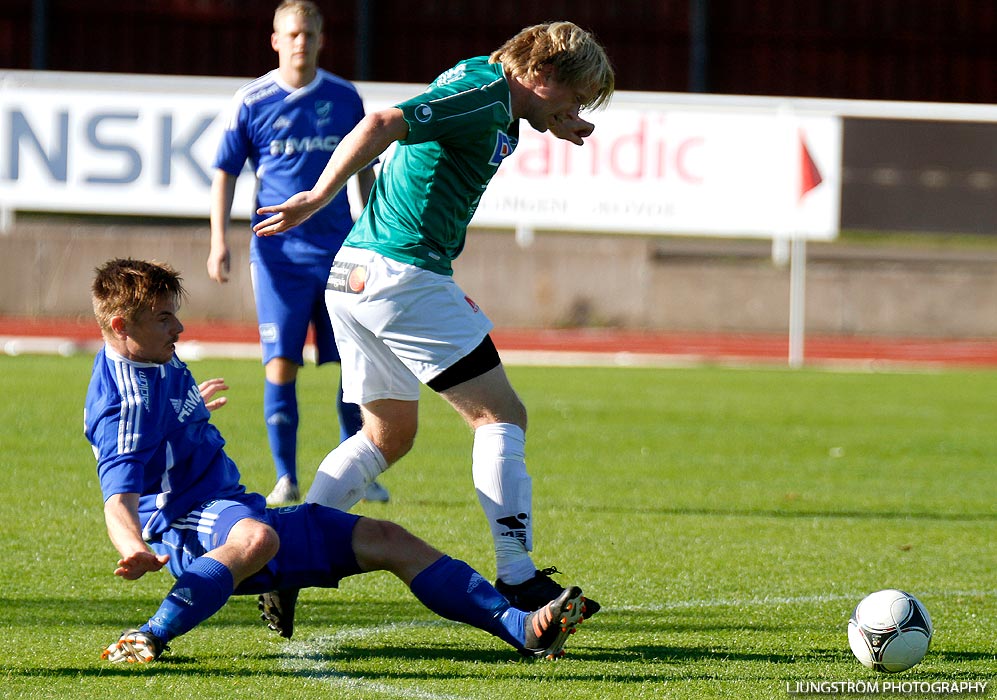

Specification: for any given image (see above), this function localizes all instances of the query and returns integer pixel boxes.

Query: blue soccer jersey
[84,347,247,543]
[213,68,369,265]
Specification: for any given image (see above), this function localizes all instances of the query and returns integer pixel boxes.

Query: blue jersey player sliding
[84,258,588,663]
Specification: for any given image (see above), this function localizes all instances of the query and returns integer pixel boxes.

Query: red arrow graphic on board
[799,129,823,200]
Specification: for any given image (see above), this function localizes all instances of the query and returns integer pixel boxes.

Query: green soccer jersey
[345,56,519,276]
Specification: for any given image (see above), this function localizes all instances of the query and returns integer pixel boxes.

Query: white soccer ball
[847,589,933,673]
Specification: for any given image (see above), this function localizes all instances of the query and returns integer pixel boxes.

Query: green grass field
[1,353,994,699]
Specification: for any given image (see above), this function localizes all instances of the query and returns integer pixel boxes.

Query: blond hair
[91,259,186,334]
[490,21,615,110]
[273,0,323,33]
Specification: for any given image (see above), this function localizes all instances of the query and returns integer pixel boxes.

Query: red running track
[1,316,996,367]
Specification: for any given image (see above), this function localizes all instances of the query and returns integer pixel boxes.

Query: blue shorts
[152,496,363,595]
[250,257,340,366]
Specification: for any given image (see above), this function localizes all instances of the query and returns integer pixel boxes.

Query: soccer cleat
[101,628,166,664]
[266,476,301,506]
[362,480,390,503]
[496,567,600,619]
[522,585,586,660]
[259,588,299,639]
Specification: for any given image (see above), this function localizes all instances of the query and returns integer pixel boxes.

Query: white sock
[472,422,536,585]
[305,432,388,511]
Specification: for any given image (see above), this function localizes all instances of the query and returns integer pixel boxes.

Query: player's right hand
[550,114,595,145]
[207,246,230,283]
[114,550,169,580]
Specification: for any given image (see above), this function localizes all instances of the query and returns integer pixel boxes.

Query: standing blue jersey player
[208,0,386,505]
[86,258,589,664]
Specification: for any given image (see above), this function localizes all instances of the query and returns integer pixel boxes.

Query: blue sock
[142,557,234,643]
[265,379,299,483]
[409,555,528,650]
[336,374,363,443]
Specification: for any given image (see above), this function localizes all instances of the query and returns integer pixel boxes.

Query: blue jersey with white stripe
[84,347,246,542]
[213,68,368,265]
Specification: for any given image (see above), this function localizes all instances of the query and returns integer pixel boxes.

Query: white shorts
[325,247,494,405]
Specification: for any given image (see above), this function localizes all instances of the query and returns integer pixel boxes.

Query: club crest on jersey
[489,131,515,166]
[315,101,332,118]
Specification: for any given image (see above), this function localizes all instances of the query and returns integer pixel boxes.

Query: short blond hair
[273,0,323,33]
[91,259,186,334]
[490,21,615,110]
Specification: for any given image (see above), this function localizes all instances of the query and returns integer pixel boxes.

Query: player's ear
[271,32,280,52]
[109,315,128,339]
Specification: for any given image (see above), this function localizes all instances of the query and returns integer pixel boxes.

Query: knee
[244,521,281,563]
[383,433,416,464]
[365,424,417,465]
[479,398,527,432]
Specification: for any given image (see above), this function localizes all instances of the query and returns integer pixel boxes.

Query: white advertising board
[0,71,841,239]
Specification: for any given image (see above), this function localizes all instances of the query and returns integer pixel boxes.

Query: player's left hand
[198,378,229,411]
[550,114,595,145]
[114,550,169,580]
[254,191,321,236]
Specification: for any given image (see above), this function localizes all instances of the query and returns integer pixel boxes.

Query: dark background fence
[2,0,995,103]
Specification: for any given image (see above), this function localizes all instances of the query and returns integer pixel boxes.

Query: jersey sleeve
[212,92,252,175]
[87,393,157,501]
[396,60,511,147]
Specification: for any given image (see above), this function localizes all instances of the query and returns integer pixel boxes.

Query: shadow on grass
[563,502,997,523]
[397,494,997,524]
[5,640,994,686]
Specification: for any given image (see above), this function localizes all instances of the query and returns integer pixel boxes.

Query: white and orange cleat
[521,585,586,660]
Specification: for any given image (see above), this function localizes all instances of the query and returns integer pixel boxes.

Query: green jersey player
[254,21,614,636]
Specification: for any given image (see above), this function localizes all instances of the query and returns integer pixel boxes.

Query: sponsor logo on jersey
[176,385,202,423]
[414,104,433,123]
[489,131,516,166]
[434,63,466,87]
[269,134,342,156]
[464,295,480,312]
[271,116,293,131]
[135,371,151,410]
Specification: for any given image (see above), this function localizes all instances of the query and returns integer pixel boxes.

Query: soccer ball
[847,589,933,673]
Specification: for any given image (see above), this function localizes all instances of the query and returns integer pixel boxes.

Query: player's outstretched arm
[103,493,169,580]
[254,108,409,236]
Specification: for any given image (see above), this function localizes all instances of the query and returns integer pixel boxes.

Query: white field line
[280,620,471,700]
[276,589,996,693]
[611,588,997,612]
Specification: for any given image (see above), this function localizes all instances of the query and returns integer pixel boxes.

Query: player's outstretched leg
[407,555,587,659]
